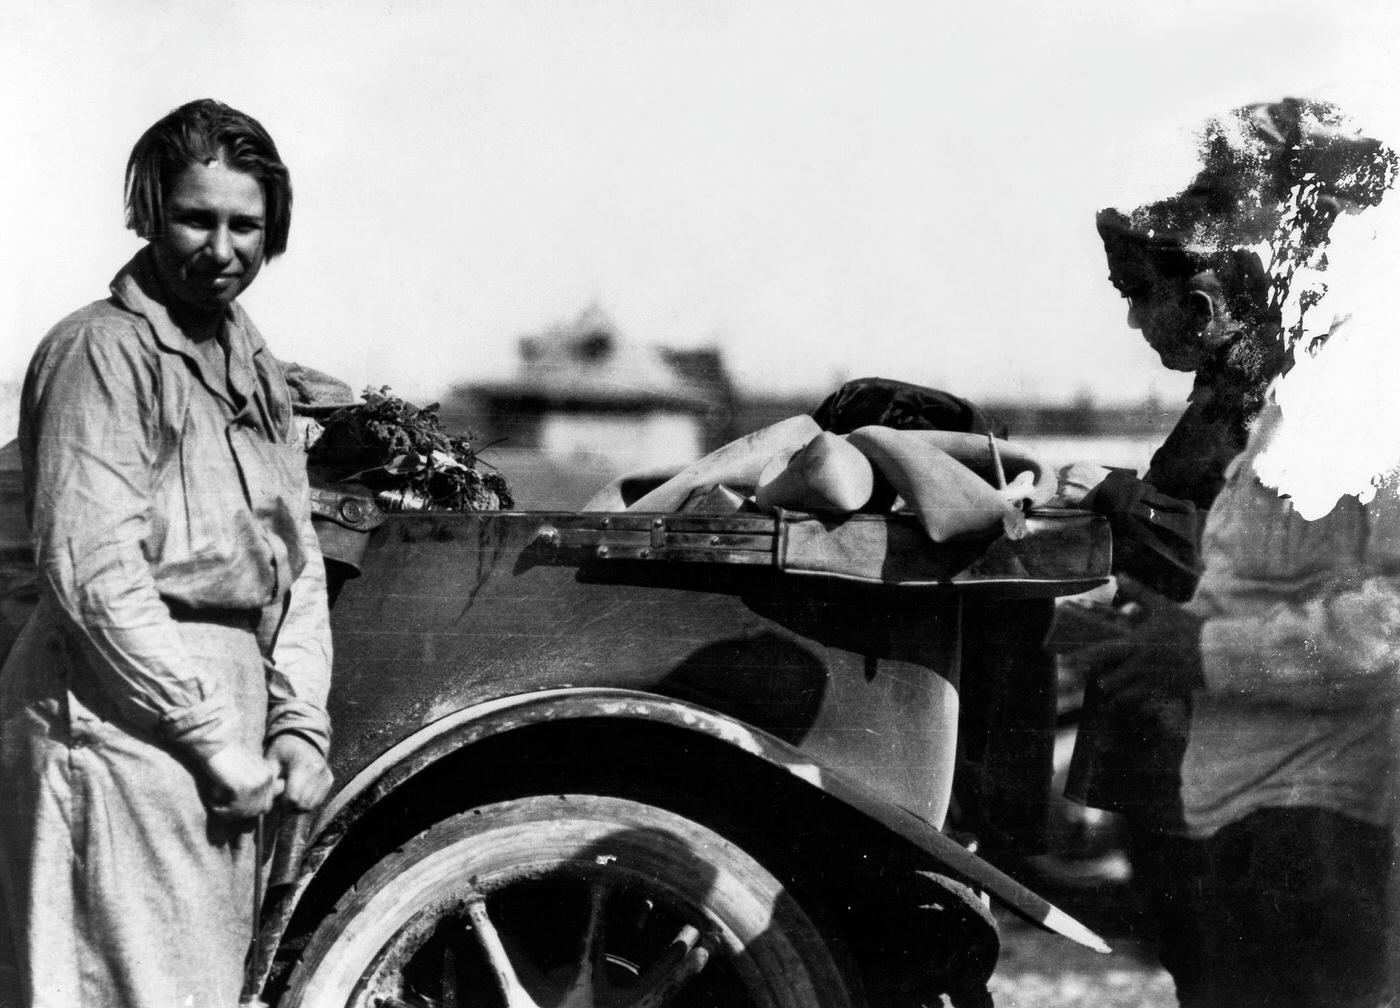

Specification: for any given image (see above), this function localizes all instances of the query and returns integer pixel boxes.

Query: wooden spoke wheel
[283,795,860,1008]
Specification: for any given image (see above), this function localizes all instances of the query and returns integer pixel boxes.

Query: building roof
[468,305,713,411]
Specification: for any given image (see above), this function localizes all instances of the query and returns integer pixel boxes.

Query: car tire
[282,794,861,1008]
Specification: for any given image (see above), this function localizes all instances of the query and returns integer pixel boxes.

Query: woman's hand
[1053,462,1112,506]
[203,744,284,819]
[1069,597,1205,705]
[265,733,334,813]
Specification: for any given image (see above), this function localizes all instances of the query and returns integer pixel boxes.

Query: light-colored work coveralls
[0,249,332,1008]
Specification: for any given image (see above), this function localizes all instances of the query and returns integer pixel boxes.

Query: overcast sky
[5,0,1400,437]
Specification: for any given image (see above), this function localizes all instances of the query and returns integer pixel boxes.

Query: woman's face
[150,157,266,318]
[1109,251,1225,372]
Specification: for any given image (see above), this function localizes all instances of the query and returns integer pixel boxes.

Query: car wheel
[282,794,861,1008]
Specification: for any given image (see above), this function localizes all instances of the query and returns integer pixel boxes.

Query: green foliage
[309,386,514,511]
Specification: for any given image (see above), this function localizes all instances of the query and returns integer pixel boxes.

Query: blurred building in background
[441,306,740,507]
[444,304,738,465]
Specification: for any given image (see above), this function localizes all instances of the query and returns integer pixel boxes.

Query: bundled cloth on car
[590,377,1052,545]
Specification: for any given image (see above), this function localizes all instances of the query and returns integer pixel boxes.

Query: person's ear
[1186,287,1237,350]
[1186,289,1217,330]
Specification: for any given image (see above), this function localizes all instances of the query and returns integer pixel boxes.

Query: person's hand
[1053,462,1112,507]
[203,744,283,820]
[997,469,1039,508]
[1071,601,1205,705]
[265,733,334,813]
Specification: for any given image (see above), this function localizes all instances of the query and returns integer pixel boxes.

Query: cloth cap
[281,361,360,417]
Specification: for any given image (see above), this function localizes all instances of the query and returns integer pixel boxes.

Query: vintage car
[0,441,1112,1008]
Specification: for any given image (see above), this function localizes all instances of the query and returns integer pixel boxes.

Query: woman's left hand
[1079,604,1205,704]
[1052,462,1112,506]
[265,733,334,812]
[1062,577,1206,704]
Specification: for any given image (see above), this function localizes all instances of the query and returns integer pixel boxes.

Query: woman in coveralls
[0,99,333,1007]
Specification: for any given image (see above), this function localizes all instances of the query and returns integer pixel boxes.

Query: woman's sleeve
[263,486,333,758]
[25,324,239,761]
[1083,469,1204,601]
[1195,576,1400,708]
[1193,486,1400,709]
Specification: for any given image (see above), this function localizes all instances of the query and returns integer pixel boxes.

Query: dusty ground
[989,912,1174,1008]
[982,854,1176,1008]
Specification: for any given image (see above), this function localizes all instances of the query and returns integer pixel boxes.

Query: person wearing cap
[1064,98,1400,1007]
[0,99,334,1007]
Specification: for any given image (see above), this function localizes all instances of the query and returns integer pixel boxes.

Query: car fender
[247,686,1105,1000]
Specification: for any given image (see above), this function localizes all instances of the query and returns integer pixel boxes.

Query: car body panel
[0,444,1116,1003]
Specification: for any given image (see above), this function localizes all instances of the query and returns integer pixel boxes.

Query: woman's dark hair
[1195,246,1272,330]
[1096,210,1272,327]
[124,99,292,258]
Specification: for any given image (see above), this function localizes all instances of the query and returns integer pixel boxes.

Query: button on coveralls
[0,249,332,1007]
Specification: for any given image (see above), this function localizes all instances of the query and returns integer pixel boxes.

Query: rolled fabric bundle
[580,480,629,513]
[811,376,991,436]
[844,426,1048,542]
[619,415,822,513]
[881,429,1055,509]
[754,431,876,513]
[580,467,670,512]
